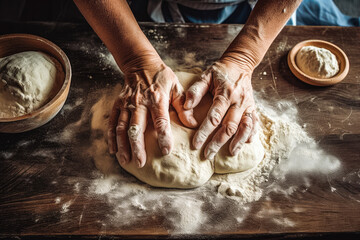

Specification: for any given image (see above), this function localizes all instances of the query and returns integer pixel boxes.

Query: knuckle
[241,119,253,131]
[209,109,222,127]
[154,117,169,132]
[229,103,241,110]
[196,130,208,142]
[207,141,220,152]
[188,85,201,97]
[213,94,229,105]
[116,121,128,134]
[128,125,142,140]
[224,122,238,136]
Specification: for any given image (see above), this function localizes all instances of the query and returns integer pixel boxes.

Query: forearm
[74,0,161,74]
[222,0,302,70]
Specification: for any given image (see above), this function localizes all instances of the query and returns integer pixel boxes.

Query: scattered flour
[54,197,61,204]
[44,47,342,233]
[60,199,73,213]
[83,76,341,233]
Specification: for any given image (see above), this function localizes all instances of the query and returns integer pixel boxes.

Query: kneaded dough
[296,46,339,78]
[120,71,265,189]
[0,51,63,118]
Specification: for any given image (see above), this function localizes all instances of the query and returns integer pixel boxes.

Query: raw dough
[296,46,339,78]
[120,72,265,188]
[0,51,62,118]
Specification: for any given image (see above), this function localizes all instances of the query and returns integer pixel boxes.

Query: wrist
[221,25,267,71]
[220,51,257,73]
[120,50,163,75]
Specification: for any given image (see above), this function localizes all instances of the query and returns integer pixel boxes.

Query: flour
[45,47,342,233]
[60,200,73,213]
[85,80,341,233]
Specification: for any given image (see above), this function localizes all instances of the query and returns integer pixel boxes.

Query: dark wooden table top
[0,22,359,239]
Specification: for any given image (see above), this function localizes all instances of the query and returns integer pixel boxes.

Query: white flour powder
[84,82,340,233]
[53,45,342,233]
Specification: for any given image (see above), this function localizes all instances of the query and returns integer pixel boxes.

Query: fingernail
[121,154,129,164]
[120,157,126,165]
[185,100,193,109]
[162,147,170,155]
[190,117,198,127]
[206,150,216,160]
[137,159,143,168]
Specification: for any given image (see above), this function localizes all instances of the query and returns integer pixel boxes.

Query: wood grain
[0,22,359,239]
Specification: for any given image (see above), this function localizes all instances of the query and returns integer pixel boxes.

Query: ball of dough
[214,134,264,174]
[296,46,339,78]
[120,72,265,189]
[0,51,62,118]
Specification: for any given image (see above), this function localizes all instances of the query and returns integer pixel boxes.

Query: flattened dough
[120,71,265,188]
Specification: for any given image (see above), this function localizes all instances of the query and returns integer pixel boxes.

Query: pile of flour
[0,51,61,118]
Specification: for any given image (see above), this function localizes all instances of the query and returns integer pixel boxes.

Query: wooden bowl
[0,34,71,133]
[287,39,349,86]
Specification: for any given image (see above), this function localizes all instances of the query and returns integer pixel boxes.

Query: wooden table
[0,22,359,239]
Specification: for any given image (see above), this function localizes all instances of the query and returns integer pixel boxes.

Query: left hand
[184,59,259,159]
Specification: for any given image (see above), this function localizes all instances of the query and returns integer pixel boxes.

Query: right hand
[184,59,259,159]
[107,53,198,168]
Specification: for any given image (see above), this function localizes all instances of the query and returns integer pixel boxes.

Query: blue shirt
[148,0,257,23]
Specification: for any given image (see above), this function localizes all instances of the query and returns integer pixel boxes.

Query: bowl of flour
[0,34,71,133]
[287,39,349,86]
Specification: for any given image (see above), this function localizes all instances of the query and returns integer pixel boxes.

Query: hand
[107,55,197,168]
[184,59,259,159]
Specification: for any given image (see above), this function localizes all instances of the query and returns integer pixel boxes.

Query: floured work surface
[0,22,359,238]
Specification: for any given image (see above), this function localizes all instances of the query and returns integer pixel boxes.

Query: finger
[184,70,211,110]
[247,110,259,143]
[115,109,130,165]
[193,94,230,150]
[128,105,148,168]
[107,98,121,154]
[149,91,173,156]
[229,112,254,156]
[172,82,198,128]
[204,104,242,159]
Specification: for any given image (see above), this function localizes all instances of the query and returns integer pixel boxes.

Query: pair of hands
[107,54,258,168]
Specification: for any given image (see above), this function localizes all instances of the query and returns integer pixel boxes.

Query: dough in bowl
[0,51,63,118]
[296,46,339,78]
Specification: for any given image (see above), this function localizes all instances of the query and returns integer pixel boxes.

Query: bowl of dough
[0,34,71,133]
[288,39,349,86]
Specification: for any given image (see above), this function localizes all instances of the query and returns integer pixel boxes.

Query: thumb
[184,69,211,110]
[172,82,198,128]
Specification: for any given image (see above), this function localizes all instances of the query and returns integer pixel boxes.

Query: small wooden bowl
[0,34,71,133]
[287,39,349,86]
